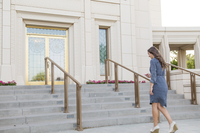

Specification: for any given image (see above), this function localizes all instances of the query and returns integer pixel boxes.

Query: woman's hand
[145,73,151,78]
[149,87,153,95]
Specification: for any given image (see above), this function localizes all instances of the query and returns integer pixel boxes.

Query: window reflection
[99,29,107,75]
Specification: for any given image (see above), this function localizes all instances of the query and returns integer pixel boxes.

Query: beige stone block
[86,33,92,52]
[136,56,142,67]
[0,65,12,82]
[150,0,161,6]
[85,19,91,32]
[3,11,10,26]
[134,0,139,10]
[141,56,150,68]
[85,0,91,18]
[121,23,131,35]
[184,92,191,100]
[132,54,137,67]
[139,28,150,39]
[130,0,134,5]
[136,39,151,55]
[122,68,134,80]
[138,67,149,77]
[122,54,132,66]
[121,5,131,23]
[3,0,10,10]
[131,24,136,35]
[3,49,10,64]
[183,87,191,93]
[136,28,140,38]
[151,19,162,27]
[182,73,190,80]
[170,81,177,91]
[86,53,93,66]
[122,35,132,54]
[136,11,150,27]
[176,80,184,94]
[3,26,10,48]
[131,36,136,53]
[121,0,130,5]
[15,0,82,12]
[150,5,161,11]
[130,6,135,23]
[91,1,119,16]
[197,91,200,105]
[150,11,161,19]
[170,75,177,80]
[86,66,94,80]
[139,0,149,11]
[176,74,183,80]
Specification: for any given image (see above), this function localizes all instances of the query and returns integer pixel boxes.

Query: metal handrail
[105,59,150,108]
[44,57,83,131]
[166,63,199,105]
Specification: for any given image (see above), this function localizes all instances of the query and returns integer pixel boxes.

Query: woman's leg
[157,103,173,126]
[152,103,159,127]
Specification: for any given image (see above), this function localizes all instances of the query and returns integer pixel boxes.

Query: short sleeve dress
[149,58,168,107]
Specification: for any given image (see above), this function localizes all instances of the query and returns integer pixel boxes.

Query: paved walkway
[55,119,200,133]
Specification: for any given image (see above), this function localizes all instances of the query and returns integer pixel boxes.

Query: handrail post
[76,84,83,131]
[105,60,108,84]
[64,74,69,113]
[190,73,197,105]
[45,58,48,85]
[114,64,119,92]
[134,74,140,108]
[166,65,171,90]
[51,62,54,94]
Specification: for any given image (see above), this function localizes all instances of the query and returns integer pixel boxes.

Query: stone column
[159,38,166,60]
[194,36,200,69]
[135,0,152,77]
[120,0,134,80]
[163,34,170,63]
[0,0,12,81]
[85,0,94,81]
[177,49,187,68]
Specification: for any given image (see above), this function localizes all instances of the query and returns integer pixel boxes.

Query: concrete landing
[56,119,200,133]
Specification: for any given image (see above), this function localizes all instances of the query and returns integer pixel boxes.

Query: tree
[187,54,195,69]
[170,51,178,70]
[170,50,195,70]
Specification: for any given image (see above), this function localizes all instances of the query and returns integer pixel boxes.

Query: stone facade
[0,0,156,85]
[1,0,200,86]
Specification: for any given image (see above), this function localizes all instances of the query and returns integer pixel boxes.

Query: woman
[145,46,178,133]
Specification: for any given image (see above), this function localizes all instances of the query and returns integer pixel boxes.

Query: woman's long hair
[148,46,167,69]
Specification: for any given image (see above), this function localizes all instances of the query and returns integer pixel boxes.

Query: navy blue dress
[149,58,168,107]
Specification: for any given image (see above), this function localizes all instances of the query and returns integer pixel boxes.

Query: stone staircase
[0,83,200,133]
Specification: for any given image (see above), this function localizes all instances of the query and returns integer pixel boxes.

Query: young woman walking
[145,46,178,133]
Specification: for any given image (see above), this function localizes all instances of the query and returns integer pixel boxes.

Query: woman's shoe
[150,125,160,133]
[169,121,178,133]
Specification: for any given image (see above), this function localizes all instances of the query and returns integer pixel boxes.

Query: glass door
[26,27,68,85]
[48,37,68,85]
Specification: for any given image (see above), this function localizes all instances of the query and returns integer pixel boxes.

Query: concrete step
[0,105,199,127]
[0,95,190,109]
[0,98,191,116]
[0,110,200,133]
[0,86,153,96]
[0,93,184,102]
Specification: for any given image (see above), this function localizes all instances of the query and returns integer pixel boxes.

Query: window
[99,28,109,76]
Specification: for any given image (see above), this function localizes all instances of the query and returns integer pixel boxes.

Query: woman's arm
[150,82,154,95]
[149,60,157,95]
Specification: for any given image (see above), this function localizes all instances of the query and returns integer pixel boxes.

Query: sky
[161,0,198,56]
[161,0,200,27]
